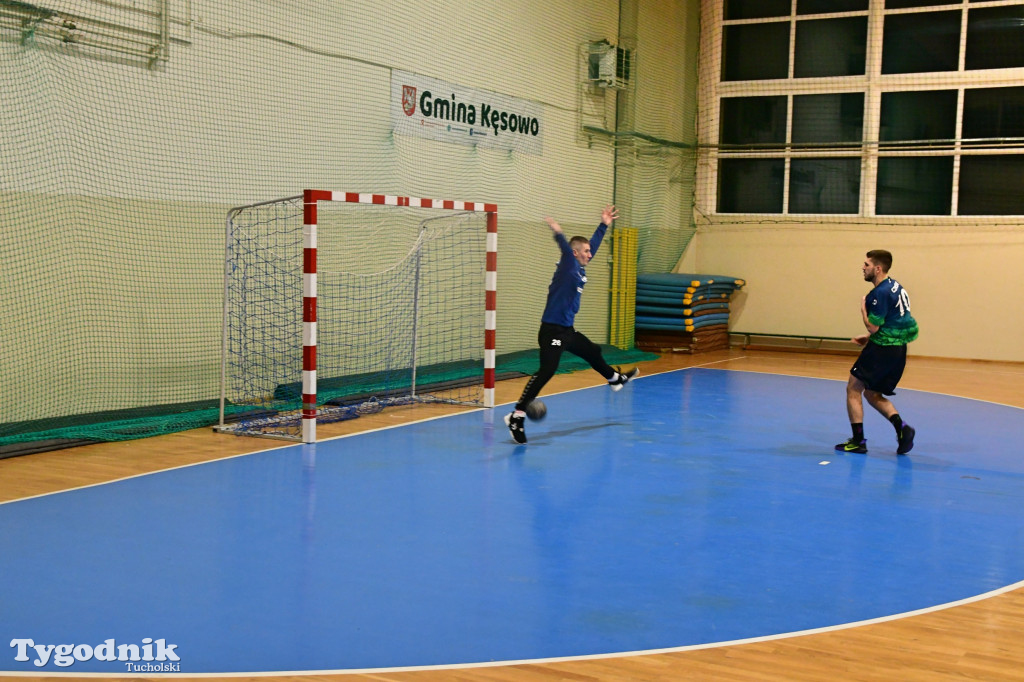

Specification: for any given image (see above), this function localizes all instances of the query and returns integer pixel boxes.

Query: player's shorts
[850,341,907,396]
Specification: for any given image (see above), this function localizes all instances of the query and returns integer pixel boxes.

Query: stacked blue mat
[635,273,746,332]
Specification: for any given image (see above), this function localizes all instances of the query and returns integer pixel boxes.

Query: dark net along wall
[1,1,674,455]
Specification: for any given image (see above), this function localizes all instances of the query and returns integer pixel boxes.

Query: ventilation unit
[588,41,631,89]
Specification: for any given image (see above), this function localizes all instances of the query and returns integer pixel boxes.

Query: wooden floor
[3,349,1024,681]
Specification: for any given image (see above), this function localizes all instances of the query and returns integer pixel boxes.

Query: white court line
[732,351,1024,378]
[695,363,1024,411]
[5,578,1022,678]
[0,405,488,507]
[6,354,1019,507]
[2,359,1023,677]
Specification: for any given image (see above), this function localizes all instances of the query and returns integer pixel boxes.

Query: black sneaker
[608,366,640,392]
[835,438,867,454]
[896,424,915,455]
[504,411,527,444]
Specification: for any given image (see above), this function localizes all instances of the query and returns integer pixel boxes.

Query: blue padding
[638,274,702,288]
[637,282,712,295]
[638,272,746,288]
[686,292,731,303]
[635,318,729,331]
[637,282,742,295]
[636,293,689,305]
[636,313,730,330]
[636,292,730,305]
[672,272,746,287]
[636,284,738,298]
[635,302,729,316]
[636,313,730,325]
[692,285,740,295]
[690,302,730,313]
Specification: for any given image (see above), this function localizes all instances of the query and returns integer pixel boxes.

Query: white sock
[609,372,620,383]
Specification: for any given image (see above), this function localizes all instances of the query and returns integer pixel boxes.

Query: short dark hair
[866,249,892,272]
[569,236,589,250]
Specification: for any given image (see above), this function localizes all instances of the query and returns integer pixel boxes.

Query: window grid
[708,0,1024,217]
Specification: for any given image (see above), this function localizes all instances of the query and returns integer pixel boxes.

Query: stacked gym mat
[634,273,746,353]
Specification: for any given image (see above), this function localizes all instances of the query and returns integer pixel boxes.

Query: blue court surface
[2,368,1023,674]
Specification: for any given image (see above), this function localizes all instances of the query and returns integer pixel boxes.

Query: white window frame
[698,0,1024,220]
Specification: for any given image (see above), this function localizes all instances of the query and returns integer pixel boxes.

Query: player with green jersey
[865,275,919,346]
[836,250,919,455]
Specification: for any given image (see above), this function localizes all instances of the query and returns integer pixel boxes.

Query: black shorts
[850,341,907,396]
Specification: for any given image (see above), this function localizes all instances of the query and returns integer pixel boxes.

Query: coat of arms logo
[402,85,416,116]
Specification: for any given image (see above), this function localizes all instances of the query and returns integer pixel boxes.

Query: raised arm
[589,204,618,256]
[601,204,619,226]
[544,216,573,257]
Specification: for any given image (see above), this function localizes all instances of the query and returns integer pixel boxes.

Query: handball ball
[525,399,547,421]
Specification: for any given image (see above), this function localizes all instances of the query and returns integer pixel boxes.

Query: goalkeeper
[505,204,639,444]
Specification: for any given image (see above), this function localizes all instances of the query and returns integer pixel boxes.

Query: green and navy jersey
[540,223,608,327]
[867,277,919,346]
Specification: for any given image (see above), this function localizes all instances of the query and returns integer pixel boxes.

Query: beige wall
[686,0,1024,364]
[680,220,1024,362]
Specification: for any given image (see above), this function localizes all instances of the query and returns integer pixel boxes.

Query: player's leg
[865,389,915,454]
[846,374,866,424]
[517,325,567,409]
[608,365,640,390]
[506,324,566,443]
[836,374,868,453]
[563,330,639,389]
[895,419,916,454]
[839,342,881,453]
[864,344,915,454]
[864,389,896,419]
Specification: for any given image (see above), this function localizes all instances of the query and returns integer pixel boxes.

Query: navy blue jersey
[866,277,919,346]
[540,222,608,327]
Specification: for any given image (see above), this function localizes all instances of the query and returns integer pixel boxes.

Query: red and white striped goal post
[302,190,498,443]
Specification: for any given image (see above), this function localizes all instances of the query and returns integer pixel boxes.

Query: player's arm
[590,204,618,255]
[861,295,880,334]
[544,217,573,257]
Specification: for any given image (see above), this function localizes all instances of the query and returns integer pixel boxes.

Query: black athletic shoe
[609,366,640,392]
[504,411,527,444]
[835,438,867,454]
[896,424,915,455]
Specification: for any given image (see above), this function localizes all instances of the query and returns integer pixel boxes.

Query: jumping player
[504,204,639,444]
[836,249,919,455]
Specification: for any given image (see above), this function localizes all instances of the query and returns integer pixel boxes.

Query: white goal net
[217,192,497,442]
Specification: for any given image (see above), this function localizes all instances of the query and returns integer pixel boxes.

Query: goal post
[217,190,497,443]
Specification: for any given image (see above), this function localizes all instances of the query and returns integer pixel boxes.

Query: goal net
[217,191,497,442]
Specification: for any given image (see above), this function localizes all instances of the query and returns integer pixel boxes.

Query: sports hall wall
[678,0,1024,364]
[0,0,700,446]
[679,220,1024,363]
